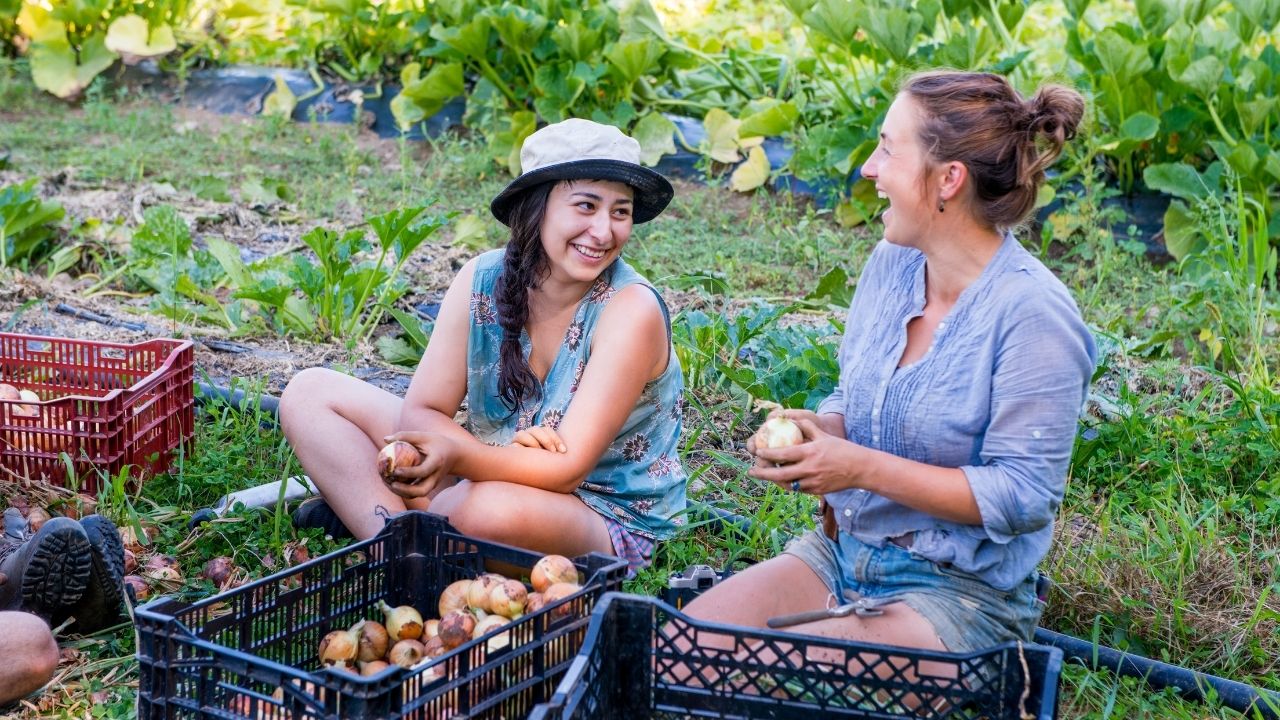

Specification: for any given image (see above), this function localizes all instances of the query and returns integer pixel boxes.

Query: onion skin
[541,583,582,619]
[359,660,390,676]
[488,580,528,619]
[354,620,390,663]
[438,579,472,617]
[438,611,476,649]
[201,557,236,588]
[472,614,511,652]
[378,599,424,642]
[388,639,426,668]
[466,574,504,613]
[525,592,545,614]
[758,417,804,449]
[26,507,51,533]
[424,619,439,639]
[530,555,578,593]
[318,629,358,667]
[123,575,150,601]
[377,441,422,479]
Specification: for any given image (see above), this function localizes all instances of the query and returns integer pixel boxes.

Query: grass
[1,67,1278,719]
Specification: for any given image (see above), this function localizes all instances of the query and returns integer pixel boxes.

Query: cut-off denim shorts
[784,529,1044,653]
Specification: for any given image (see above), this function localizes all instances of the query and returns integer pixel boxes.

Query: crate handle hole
[25,340,52,353]
[101,348,127,361]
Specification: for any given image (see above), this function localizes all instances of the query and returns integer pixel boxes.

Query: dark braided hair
[902,71,1084,230]
[493,182,555,412]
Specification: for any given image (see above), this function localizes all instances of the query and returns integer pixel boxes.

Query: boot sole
[20,518,92,619]
[69,515,127,630]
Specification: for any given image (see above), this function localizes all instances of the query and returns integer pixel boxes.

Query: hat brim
[489,159,674,226]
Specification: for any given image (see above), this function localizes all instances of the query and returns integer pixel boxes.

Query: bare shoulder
[599,283,665,330]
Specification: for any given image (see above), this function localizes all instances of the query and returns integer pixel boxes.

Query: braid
[493,183,554,412]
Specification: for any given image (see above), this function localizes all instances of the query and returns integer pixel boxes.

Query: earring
[938,197,946,213]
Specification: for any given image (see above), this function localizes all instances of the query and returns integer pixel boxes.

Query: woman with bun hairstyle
[281,119,686,575]
[684,71,1096,653]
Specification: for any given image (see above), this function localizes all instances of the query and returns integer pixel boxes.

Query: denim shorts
[783,529,1043,653]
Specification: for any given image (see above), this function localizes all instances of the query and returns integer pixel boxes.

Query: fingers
[386,477,437,499]
[529,426,566,453]
[790,416,824,440]
[512,430,539,448]
[754,443,805,466]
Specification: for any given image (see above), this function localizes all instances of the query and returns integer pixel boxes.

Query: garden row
[3,0,1278,256]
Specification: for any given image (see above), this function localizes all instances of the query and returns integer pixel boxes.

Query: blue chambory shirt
[464,250,687,541]
[817,234,1096,591]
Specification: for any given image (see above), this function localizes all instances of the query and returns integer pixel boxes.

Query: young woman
[280,119,686,573]
[683,70,1096,654]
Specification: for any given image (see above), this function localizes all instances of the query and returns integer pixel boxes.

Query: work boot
[56,514,126,632]
[291,497,353,540]
[0,511,93,620]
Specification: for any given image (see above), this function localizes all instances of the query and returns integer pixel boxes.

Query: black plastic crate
[135,511,627,719]
[531,593,1063,720]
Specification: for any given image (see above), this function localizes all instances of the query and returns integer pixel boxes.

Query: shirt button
[872,409,879,416]
[872,434,879,442]
[843,508,852,517]
[1033,430,1042,438]
[937,322,946,331]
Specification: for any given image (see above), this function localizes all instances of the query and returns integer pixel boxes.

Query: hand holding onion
[378,431,456,498]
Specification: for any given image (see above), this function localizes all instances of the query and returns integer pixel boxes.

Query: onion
[437,579,472,617]
[488,580,527,619]
[541,583,582,619]
[424,619,439,639]
[14,389,39,418]
[758,417,803,449]
[123,575,150,601]
[376,441,422,479]
[201,557,236,588]
[353,620,390,663]
[525,592,545,614]
[0,383,19,401]
[359,660,390,676]
[318,629,358,667]
[422,635,447,659]
[531,555,578,593]
[378,599,424,642]
[466,574,504,613]
[438,611,476,649]
[26,507,51,533]
[471,614,511,652]
[387,639,425,668]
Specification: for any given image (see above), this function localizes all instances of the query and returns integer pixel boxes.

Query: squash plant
[0,179,65,269]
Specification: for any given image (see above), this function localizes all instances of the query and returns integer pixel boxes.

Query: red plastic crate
[0,332,194,493]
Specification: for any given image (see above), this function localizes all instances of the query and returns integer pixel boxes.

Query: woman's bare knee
[280,368,340,429]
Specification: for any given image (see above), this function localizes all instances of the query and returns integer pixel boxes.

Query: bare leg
[0,611,59,705]
[280,368,432,539]
[428,480,614,558]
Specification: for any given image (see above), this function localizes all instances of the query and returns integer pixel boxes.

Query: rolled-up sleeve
[963,291,1096,543]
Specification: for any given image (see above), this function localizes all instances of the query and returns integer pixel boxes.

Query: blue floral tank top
[464,249,687,540]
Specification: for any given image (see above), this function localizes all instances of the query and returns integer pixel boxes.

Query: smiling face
[860,94,938,248]
[539,179,636,286]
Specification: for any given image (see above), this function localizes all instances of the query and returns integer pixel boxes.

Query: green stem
[477,58,521,106]
[1205,97,1238,147]
[805,29,858,116]
[347,245,390,341]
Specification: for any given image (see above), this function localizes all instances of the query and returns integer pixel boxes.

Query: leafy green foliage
[227,206,453,347]
[0,178,64,268]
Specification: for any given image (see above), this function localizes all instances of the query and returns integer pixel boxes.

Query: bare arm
[750,415,982,525]
[387,284,669,495]
[395,257,479,444]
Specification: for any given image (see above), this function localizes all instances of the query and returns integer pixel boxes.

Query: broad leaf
[803,0,860,47]
[391,62,464,130]
[104,15,176,59]
[262,75,297,118]
[532,61,587,123]
[730,146,770,192]
[738,100,799,138]
[430,16,491,61]
[1143,162,1213,200]
[1161,199,1203,261]
[1134,0,1177,36]
[605,37,665,85]
[1120,112,1160,142]
[487,5,547,56]
[30,32,116,100]
[1095,28,1153,87]
[631,112,677,166]
[1174,56,1224,98]
[858,6,921,64]
[702,108,741,164]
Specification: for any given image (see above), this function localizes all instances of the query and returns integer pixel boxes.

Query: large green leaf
[261,75,297,119]
[551,22,602,62]
[803,0,861,47]
[605,37,665,85]
[631,112,677,166]
[1161,199,1203,261]
[487,5,547,56]
[1120,112,1160,141]
[1143,162,1214,200]
[1174,55,1224,98]
[738,100,799,138]
[429,16,490,61]
[30,32,116,99]
[858,6,921,62]
[1095,28,1154,87]
[532,61,587,123]
[1234,0,1280,36]
[391,62,464,130]
[1134,0,1177,36]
